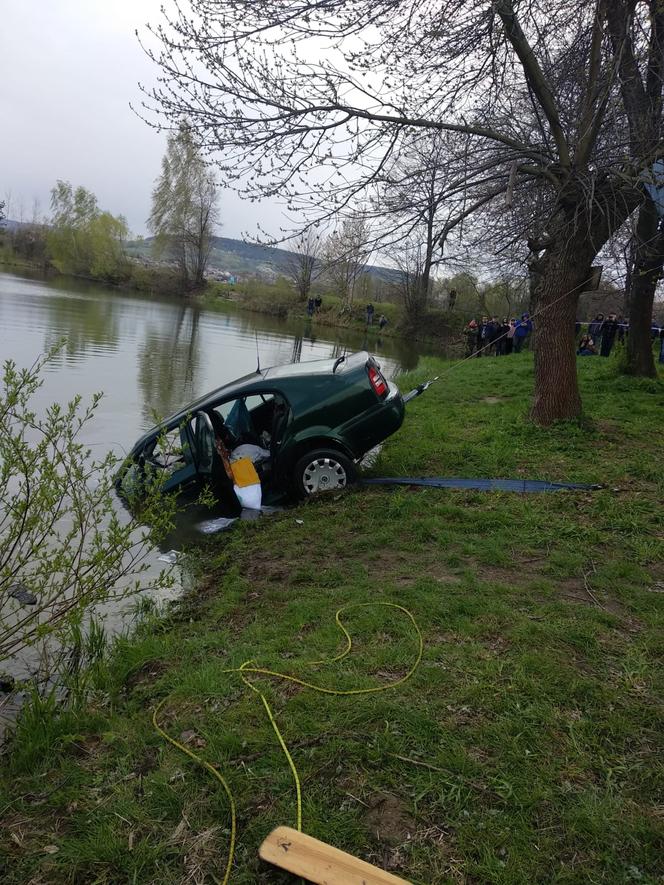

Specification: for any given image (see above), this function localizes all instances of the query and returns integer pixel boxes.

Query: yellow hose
[153,601,423,884]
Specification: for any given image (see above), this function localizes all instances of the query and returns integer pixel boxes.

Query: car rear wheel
[293,448,356,498]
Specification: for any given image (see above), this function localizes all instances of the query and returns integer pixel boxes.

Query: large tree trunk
[624,198,661,377]
[530,243,594,425]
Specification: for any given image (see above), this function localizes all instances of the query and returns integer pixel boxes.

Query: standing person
[506,318,516,354]
[314,295,322,313]
[307,297,315,317]
[366,303,375,325]
[600,312,619,357]
[513,312,533,353]
[465,319,479,357]
[378,313,388,330]
[477,315,490,356]
[588,313,604,348]
[488,316,501,354]
[447,288,457,310]
[495,318,510,356]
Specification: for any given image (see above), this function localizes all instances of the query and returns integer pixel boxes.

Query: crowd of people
[576,312,664,363]
[464,311,664,363]
[464,313,533,357]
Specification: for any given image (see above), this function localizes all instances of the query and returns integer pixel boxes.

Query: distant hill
[126,235,402,284]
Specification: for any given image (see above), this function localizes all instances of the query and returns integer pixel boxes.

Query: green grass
[1,355,663,884]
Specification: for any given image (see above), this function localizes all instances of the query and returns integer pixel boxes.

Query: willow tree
[148,127,220,291]
[48,182,128,281]
[142,1,663,422]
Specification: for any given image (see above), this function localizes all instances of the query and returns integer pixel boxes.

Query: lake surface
[0,269,446,723]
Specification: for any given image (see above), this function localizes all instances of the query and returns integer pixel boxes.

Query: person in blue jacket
[513,312,533,352]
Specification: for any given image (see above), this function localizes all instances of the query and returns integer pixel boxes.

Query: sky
[1,0,285,239]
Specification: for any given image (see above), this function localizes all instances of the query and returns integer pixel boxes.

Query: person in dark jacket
[513,313,533,352]
[476,315,490,355]
[465,319,479,357]
[588,313,604,345]
[600,312,619,356]
[488,316,501,354]
[495,318,510,355]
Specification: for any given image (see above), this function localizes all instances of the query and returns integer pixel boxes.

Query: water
[0,268,442,727]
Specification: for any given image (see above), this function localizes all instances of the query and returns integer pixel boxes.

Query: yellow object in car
[230,458,260,488]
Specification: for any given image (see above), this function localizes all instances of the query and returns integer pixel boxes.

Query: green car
[118,351,405,505]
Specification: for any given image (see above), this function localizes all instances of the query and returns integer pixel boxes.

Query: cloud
[1,0,285,238]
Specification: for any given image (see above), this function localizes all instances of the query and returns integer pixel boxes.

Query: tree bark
[624,197,660,377]
[530,242,594,425]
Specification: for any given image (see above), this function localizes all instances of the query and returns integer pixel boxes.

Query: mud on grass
[1,356,663,883]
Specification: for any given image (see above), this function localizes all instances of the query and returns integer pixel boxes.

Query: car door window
[149,426,188,471]
[143,422,198,492]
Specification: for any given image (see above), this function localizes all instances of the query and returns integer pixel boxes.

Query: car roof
[133,351,370,447]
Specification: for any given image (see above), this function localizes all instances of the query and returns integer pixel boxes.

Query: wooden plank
[259,826,412,885]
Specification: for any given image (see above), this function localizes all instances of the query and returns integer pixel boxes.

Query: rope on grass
[152,601,423,885]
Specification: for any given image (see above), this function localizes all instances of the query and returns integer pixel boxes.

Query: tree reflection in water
[138,303,201,424]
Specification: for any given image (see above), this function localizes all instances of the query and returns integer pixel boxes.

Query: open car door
[193,411,236,502]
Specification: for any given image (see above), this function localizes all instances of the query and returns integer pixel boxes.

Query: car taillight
[368,365,388,398]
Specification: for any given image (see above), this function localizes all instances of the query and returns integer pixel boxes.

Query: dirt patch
[63,734,103,759]
[552,577,640,627]
[365,793,416,844]
[243,552,292,585]
[125,659,168,690]
[134,746,160,777]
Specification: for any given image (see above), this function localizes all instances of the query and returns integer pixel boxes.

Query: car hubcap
[302,457,347,494]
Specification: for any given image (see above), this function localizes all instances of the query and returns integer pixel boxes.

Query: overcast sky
[1,1,284,238]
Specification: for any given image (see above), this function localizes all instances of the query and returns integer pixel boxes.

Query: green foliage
[0,347,176,665]
[46,181,129,281]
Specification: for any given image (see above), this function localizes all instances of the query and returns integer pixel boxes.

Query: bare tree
[282,229,324,301]
[395,241,432,320]
[324,215,372,311]
[371,134,454,319]
[604,1,664,376]
[142,1,664,421]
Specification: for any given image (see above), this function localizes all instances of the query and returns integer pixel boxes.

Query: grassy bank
[206,278,455,344]
[1,356,663,884]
